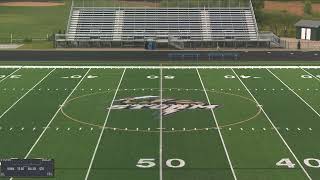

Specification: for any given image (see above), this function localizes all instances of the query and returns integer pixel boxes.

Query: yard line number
[0,75,21,79]
[136,158,185,168]
[224,75,261,79]
[147,75,175,79]
[277,158,320,168]
[61,75,98,79]
[301,75,320,79]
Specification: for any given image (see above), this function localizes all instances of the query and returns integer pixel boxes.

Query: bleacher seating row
[67,7,259,42]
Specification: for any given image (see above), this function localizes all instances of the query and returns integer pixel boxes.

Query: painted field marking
[0,68,22,84]
[84,68,126,180]
[300,67,320,83]
[159,67,163,180]
[231,68,312,180]
[9,68,91,180]
[1,65,320,69]
[196,68,237,180]
[0,69,56,120]
[268,69,320,119]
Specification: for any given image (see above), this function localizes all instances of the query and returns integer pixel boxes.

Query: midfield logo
[109,96,219,115]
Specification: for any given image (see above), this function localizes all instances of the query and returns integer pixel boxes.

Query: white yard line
[231,68,312,180]
[159,67,163,180]
[0,68,56,120]
[299,67,320,83]
[196,68,237,180]
[1,65,320,69]
[10,68,91,180]
[0,68,22,84]
[267,69,320,119]
[84,68,126,180]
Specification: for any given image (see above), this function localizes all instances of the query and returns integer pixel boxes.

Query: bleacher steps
[200,10,212,41]
[67,10,80,41]
[112,10,124,41]
[245,10,257,40]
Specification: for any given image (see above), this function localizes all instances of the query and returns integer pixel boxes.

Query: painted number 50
[136,158,185,168]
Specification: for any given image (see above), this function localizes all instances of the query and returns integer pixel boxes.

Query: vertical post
[10,33,13,44]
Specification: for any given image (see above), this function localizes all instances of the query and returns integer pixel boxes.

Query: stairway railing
[66,0,74,34]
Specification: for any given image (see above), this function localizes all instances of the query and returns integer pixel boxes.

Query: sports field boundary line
[1,65,320,69]
[196,68,238,180]
[9,68,91,180]
[84,68,126,180]
[231,68,313,180]
[0,68,56,120]
[267,69,320,119]
[0,67,22,84]
[159,67,163,180]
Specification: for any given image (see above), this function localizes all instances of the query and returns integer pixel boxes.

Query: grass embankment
[0,0,70,48]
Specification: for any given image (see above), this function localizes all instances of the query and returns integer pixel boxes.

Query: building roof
[295,20,320,28]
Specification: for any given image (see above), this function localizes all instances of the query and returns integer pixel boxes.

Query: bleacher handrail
[66,0,74,34]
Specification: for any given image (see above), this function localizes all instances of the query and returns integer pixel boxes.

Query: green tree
[252,0,264,23]
[304,0,312,15]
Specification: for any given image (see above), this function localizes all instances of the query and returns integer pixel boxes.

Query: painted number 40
[276,158,320,168]
[136,158,185,168]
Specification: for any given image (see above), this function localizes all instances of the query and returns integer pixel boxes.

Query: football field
[0,65,320,180]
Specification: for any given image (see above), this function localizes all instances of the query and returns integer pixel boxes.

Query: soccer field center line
[0,67,22,84]
[0,68,56,120]
[196,68,238,180]
[9,68,92,180]
[159,67,163,180]
[267,69,320,119]
[84,68,126,180]
[231,68,313,180]
[1,65,320,69]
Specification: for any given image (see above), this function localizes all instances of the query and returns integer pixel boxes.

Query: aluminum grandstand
[55,0,281,49]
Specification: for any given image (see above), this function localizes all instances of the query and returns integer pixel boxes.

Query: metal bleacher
[55,1,280,48]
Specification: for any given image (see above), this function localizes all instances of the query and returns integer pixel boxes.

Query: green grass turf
[17,41,54,49]
[0,66,320,180]
[0,1,70,42]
